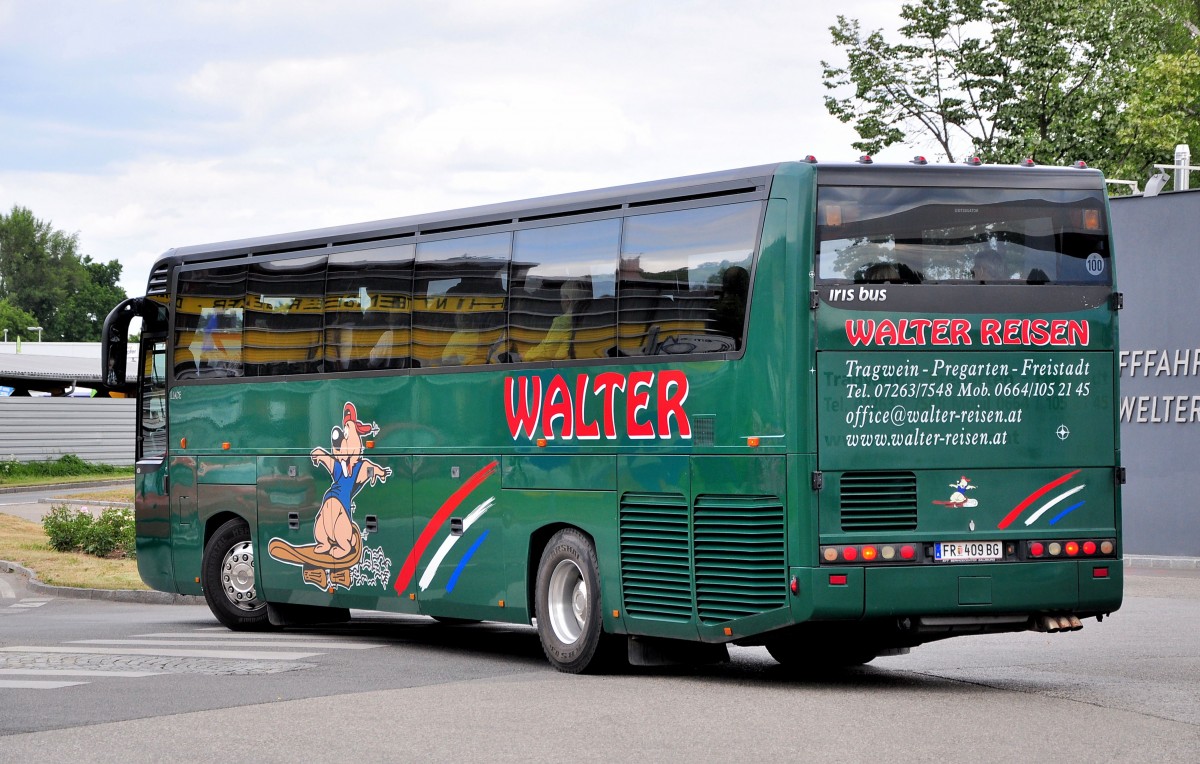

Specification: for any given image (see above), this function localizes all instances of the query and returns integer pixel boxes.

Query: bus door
[102,295,174,591]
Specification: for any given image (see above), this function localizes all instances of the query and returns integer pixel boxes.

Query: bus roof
[146,160,1105,290]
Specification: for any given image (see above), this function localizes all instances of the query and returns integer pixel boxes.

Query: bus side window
[512,219,619,363]
[174,264,246,380]
[413,233,511,368]
[244,256,326,377]
[325,245,415,372]
[618,202,760,356]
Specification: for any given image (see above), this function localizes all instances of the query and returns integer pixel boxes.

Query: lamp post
[27,326,43,342]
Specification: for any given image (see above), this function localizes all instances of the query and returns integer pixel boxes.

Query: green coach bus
[103,159,1123,673]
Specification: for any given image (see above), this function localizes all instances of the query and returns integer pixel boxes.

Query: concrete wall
[0,398,136,466]
[1110,191,1200,556]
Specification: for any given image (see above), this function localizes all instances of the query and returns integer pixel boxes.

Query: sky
[0,0,906,299]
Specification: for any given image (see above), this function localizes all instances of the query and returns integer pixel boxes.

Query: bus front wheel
[534,529,615,674]
[202,518,271,630]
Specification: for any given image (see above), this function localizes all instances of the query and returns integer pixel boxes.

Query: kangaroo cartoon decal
[268,402,393,592]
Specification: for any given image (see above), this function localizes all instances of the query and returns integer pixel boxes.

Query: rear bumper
[796,558,1123,622]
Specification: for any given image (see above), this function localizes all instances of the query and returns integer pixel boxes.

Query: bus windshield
[817,186,1111,285]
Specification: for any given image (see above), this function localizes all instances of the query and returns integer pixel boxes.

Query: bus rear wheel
[202,518,271,630]
[534,529,617,674]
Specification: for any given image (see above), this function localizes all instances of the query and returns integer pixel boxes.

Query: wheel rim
[220,540,261,611]
[547,558,587,645]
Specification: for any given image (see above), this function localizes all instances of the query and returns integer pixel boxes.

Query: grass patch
[0,455,134,487]
[0,512,146,590]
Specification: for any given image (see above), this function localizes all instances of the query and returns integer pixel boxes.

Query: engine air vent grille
[619,492,693,622]
[694,495,786,624]
[839,471,918,531]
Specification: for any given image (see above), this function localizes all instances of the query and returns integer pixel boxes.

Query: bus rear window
[817,186,1111,285]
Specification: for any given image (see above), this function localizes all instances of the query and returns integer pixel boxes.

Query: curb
[1124,554,1200,571]
[0,478,133,496]
[0,559,205,606]
[39,497,133,509]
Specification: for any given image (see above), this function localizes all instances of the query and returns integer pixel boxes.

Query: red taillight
[1065,541,1080,557]
[1083,541,1097,555]
[900,545,915,560]
[843,546,858,561]
[1029,542,1044,557]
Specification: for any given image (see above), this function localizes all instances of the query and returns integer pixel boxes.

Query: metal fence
[0,398,136,466]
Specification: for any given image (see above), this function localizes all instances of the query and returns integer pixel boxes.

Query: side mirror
[101,298,143,392]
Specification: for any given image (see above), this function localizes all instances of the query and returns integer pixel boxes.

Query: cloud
[0,0,888,297]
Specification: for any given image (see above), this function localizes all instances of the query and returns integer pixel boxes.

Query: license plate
[934,540,1003,562]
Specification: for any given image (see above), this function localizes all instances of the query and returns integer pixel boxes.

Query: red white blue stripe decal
[394,460,499,593]
[996,469,1083,529]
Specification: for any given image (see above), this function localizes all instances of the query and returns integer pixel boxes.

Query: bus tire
[202,518,271,631]
[534,528,614,674]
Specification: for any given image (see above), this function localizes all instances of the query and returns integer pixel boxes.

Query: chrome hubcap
[221,540,261,611]
[547,559,587,645]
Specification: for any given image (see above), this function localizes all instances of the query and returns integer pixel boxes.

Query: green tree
[0,205,125,341]
[822,0,1173,176]
[0,298,39,343]
[54,257,127,341]
[1115,3,1200,176]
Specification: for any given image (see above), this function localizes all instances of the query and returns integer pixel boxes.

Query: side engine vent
[619,492,693,622]
[694,495,786,624]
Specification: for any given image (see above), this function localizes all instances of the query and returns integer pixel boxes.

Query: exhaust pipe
[1029,614,1084,633]
[1033,615,1058,633]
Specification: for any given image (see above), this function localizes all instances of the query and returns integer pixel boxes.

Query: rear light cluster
[821,544,920,564]
[1027,538,1116,559]
[821,538,1118,565]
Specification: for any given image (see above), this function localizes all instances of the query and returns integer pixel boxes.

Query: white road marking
[0,668,161,678]
[71,639,384,650]
[133,631,349,641]
[0,645,322,660]
[9,599,51,609]
[0,679,88,689]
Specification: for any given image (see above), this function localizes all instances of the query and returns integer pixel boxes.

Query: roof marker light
[803,155,818,163]
[1020,158,1036,167]
[965,156,983,166]
[1074,160,1089,168]
[910,155,928,165]
[857,155,873,164]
